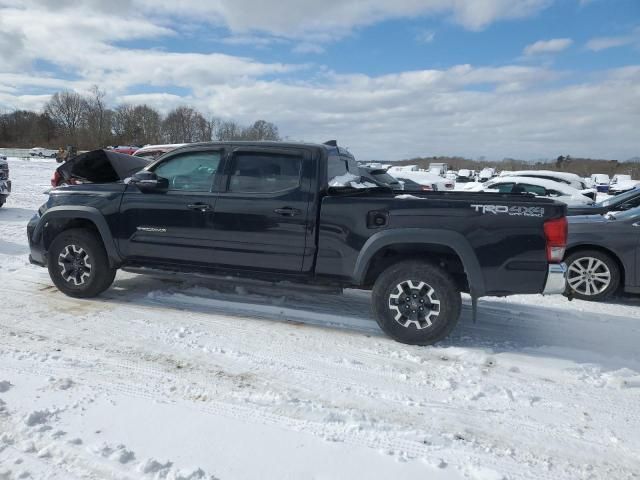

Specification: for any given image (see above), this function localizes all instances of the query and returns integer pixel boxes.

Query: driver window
[153,151,221,192]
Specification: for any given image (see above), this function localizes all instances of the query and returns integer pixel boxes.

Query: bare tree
[45,91,87,144]
[162,106,210,143]
[85,85,112,148]
[243,120,280,141]
[133,105,162,145]
[215,120,244,141]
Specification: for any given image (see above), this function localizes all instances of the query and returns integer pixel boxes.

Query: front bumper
[543,263,567,295]
[27,213,46,267]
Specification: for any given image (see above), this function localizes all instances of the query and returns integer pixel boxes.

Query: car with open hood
[28,141,568,347]
[51,149,151,188]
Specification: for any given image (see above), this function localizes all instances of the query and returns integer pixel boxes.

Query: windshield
[598,187,640,207]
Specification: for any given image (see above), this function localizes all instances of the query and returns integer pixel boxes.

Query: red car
[109,146,139,155]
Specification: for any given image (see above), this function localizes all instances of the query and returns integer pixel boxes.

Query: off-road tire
[372,260,461,345]
[47,228,116,298]
[564,249,620,301]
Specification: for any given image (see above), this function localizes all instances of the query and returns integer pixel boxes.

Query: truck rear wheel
[47,228,116,298]
[372,261,461,345]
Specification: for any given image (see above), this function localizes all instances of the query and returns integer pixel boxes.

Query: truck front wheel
[47,228,116,298]
[372,261,461,345]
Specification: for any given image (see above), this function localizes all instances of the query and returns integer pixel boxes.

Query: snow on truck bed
[1,157,639,480]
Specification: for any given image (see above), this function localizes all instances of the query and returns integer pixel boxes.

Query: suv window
[153,151,221,192]
[517,183,547,196]
[489,182,514,193]
[229,153,302,193]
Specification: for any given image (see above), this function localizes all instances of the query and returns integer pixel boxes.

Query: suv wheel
[372,261,461,345]
[565,250,620,301]
[47,228,116,298]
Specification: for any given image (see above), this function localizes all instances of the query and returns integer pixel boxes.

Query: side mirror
[129,171,168,192]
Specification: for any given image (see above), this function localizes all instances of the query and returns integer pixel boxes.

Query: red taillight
[544,217,568,263]
[421,185,434,191]
[51,170,61,187]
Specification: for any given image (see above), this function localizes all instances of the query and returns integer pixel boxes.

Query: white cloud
[523,38,573,56]
[0,1,638,161]
[586,28,640,51]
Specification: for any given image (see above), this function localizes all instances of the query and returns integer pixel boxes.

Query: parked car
[445,171,458,182]
[30,147,57,158]
[591,174,611,193]
[108,146,140,155]
[392,170,455,191]
[0,155,10,207]
[457,169,475,183]
[501,170,597,201]
[568,186,640,216]
[478,168,496,182]
[28,140,568,346]
[360,167,403,190]
[51,149,151,188]
[133,143,186,160]
[609,175,639,195]
[468,176,594,206]
[565,206,640,300]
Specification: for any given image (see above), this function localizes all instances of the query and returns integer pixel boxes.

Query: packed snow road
[1,158,639,480]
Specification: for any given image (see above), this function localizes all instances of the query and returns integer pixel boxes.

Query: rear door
[209,146,314,273]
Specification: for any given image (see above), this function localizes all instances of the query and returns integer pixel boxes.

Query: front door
[118,148,224,266]
[209,147,313,273]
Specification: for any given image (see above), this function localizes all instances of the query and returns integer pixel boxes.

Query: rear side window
[490,183,514,193]
[517,183,547,196]
[229,153,302,193]
[153,151,221,192]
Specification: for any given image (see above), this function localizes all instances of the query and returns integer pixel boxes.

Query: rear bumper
[543,263,567,295]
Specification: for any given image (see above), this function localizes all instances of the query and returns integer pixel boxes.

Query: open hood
[58,149,151,183]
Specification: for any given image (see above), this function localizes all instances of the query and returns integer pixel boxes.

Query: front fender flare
[352,228,486,297]
[34,206,121,267]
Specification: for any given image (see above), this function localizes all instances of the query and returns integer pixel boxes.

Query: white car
[591,173,611,193]
[392,170,455,191]
[457,168,475,183]
[29,147,57,158]
[499,170,596,200]
[609,175,639,195]
[478,167,495,182]
[468,176,594,206]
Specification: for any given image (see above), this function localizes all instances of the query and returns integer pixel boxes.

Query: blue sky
[0,0,638,160]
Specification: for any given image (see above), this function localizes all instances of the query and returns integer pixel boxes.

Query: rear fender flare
[353,228,486,297]
[34,206,121,267]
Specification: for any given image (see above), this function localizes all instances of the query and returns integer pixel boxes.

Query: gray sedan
[565,206,640,300]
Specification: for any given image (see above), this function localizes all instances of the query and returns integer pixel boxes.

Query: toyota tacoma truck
[27,142,568,345]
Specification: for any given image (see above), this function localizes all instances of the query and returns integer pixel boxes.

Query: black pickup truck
[28,142,568,345]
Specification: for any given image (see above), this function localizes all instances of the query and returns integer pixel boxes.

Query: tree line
[0,87,281,150]
[396,154,640,178]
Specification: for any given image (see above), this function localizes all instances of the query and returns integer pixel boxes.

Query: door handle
[187,203,212,212]
[274,207,301,216]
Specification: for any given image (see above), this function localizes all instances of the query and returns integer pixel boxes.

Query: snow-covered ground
[1,158,639,480]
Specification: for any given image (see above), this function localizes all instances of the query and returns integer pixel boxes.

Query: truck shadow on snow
[92,273,640,370]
